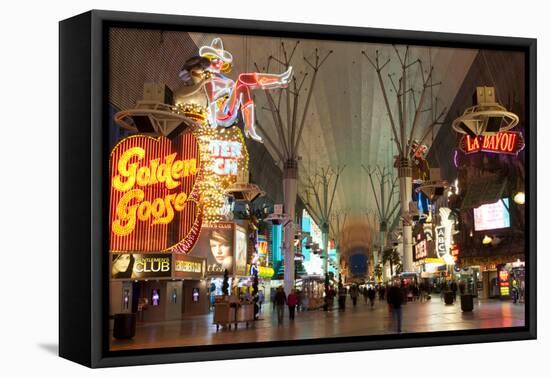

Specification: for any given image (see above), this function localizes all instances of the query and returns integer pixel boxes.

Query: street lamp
[513,191,525,205]
[482,235,493,245]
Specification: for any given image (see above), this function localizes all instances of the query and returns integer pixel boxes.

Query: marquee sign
[459,131,525,155]
[109,133,202,253]
[195,125,249,223]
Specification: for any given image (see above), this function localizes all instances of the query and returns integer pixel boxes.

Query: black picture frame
[59,9,537,368]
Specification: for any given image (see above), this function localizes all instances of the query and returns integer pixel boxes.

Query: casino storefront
[108,95,275,329]
[110,253,209,322]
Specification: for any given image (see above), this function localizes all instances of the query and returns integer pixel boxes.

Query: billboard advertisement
[473,198,511,231]
[111,253,172,279]
[234,226,248,276]
[190,222,234,275]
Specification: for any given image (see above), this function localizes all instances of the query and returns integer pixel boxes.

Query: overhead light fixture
[225,183,266,203]
[452,86,519,136]
[114,83,201,137]
[482,235,493,245]
[513,191,525,205]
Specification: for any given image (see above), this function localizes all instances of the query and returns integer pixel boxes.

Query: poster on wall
[257,235,268,265]
[234,226,248,276]
[111,253,172,279]
[191,222,234,275]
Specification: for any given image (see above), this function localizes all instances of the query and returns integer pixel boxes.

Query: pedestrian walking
[338,284,347,311]
[326,286,336,310]
[349,284,359,307]
[367,286,376,307]
[274,286,287,325]
[450,281,458,300]
[258,290,264,314]
[511,285,519,304]
[387,280,403,333]
[378,284,386,300]
[287,289,298,320]
[458,280,466,295]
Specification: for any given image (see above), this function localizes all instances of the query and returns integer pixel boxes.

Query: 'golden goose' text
[111,147,198,236]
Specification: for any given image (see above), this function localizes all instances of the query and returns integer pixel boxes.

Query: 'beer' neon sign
[459,131,525,155]
[208,140,242,176]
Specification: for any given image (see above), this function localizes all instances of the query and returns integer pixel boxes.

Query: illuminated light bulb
[482,235,493,245]
[513,191,525,205]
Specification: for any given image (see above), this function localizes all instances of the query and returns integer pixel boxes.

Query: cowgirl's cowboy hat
[199,38,233,64]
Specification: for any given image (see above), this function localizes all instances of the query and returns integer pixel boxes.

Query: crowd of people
[265,280,437,332]
[214,276,523,334]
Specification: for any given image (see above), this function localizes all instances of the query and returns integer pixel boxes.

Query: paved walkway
[111,297,525,351]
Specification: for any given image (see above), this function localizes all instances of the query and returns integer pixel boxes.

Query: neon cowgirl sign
[198,38,293,142]
[459,131,525,155]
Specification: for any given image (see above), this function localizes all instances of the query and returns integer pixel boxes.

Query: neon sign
[414,240,428,261]
[208,140,242,176]
[435,226,446,258]
[198,38,293,142]
[497,265,510,296]
[109,134,202,253]
[195,125,249,223]
[111,148,197,236]
[451,244,459,262]
[459,131,525,155]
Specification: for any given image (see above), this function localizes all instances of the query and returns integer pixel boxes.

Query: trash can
[113,313,136,339]
[444,291,454,305]
[460,294,474,312]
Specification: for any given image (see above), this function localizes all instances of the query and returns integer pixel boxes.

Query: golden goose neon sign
[109,134,202,253]
[111,147,198,236]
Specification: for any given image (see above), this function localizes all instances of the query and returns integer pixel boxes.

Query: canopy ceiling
[190,33,478,235]
[109,28,478,247]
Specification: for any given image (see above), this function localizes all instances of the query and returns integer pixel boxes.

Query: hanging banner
[109,133,202,253]
[459,131,525,155]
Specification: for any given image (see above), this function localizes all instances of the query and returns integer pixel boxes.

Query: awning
[461,175,507,209]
